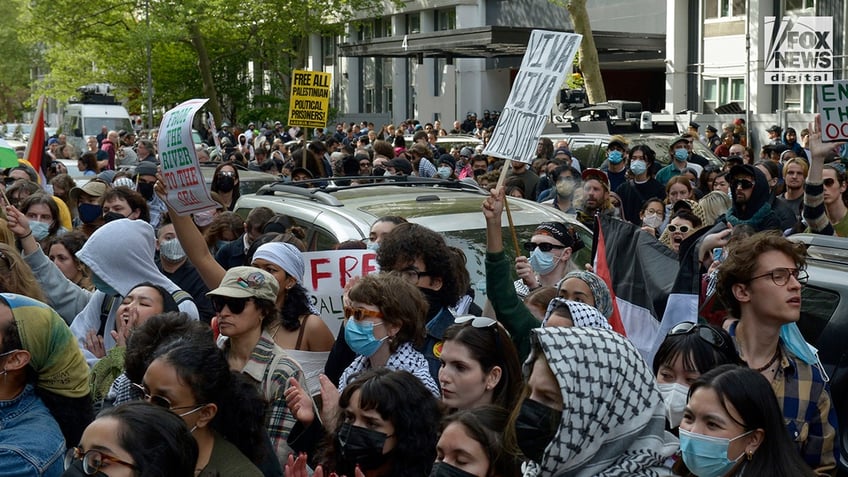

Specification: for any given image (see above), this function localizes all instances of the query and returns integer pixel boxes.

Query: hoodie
[70,219,199,365]
[725,165,782,231]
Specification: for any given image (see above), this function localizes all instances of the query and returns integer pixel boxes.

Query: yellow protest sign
[288,70,332,128]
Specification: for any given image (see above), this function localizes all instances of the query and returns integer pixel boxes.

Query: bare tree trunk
[189,23,223,124]
[566,0,606,104]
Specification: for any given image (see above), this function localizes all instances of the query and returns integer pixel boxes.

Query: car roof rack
[791,233,848,264]
[256,176,486,204]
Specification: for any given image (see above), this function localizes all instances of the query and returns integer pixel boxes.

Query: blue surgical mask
[78,203,103,224]
[674,148,689,161]
[679,428,751,477]
[345,318,386,357]
[529,247,557,275]
[779,322,817,366]
[29,220,51,241]
[91,273,119,296]
[630,159,647,176]
[437,166,452,179]
[366,241,379,251]
[608,150,624,165]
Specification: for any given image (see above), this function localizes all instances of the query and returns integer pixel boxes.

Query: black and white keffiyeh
[523,327,677,477]
[542,298,612,330]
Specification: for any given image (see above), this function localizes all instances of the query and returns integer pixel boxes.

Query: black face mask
[514,398,562,463]
[429,462,477,477]
[136,181,155,201]
[373,166,386,177]
[103,211,128,223]
[62,458,107,477]
[216,175,236,192]
[418,287,443,320]
[336,422,390,471]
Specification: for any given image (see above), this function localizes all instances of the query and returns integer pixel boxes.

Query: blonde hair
[698,191,732,226]
[0,242,47,303]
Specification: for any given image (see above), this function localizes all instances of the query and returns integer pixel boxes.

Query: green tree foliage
[0,0,40,120]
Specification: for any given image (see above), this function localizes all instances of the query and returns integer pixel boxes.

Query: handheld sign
[157,99,218,215]
[288,70,332,129]
[301,249,380,336]
[484,30,582,164]
[817,80,848,142]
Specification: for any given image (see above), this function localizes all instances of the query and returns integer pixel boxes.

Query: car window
[311,224,340,251]
[800,285,840,344]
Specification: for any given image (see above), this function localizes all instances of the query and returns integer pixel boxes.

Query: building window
[384,86,393,114]
[406,13,420,34]
[784,84,814,113]
[702,77,745,112]
[785,0,814,11]
[322,37,335,67]
[434,7,456,31]
[705,0,745,19]
[373,17,393,38]
[433,58,446,97]
[364,88,375,113]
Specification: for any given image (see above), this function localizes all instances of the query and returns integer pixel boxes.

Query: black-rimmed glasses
[398,267,433,284]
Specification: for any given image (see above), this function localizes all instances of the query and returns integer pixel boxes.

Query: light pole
[146,0,153,128]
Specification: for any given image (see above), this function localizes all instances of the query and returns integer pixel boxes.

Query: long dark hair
[98,401,198,477]
[325,369,441,477]
[442,321,523,413]
[653,324,742,377]
[151,339,267,463]
[683,365,816,477]
[439,406,521,477]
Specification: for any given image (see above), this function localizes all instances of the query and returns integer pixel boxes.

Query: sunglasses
[732,179,754,190]
[65,447,135,475]
[454,315,497,328]
[668,322,726,349]
[523,242,565,253]
[130,382,205,414]
[823,178,837,188]
[344,306,384,321]
[211,296,250,314]
[666,224,691,233]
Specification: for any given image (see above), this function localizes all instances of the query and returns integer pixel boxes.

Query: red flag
[593,216,626,335]
[24,97,46,184]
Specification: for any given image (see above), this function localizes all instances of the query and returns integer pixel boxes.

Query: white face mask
[642,212,662,229]
[657,382,689,428]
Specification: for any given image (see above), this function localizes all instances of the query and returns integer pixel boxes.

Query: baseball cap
[207,266,278,302]
[135,161,158,177]
[581,168,609,190]
[386,157,413,175]
[460,147,474,158]
[706,125,718,133]
[608,135,628,150]
[669,135,690,149]
[554,147,571,157]
[766,125,782,133]
[70,180,109,203]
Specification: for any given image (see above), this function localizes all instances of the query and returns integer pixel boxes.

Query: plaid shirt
[418,157,437,178]
[772,343,838,476]
[231,331,309,466]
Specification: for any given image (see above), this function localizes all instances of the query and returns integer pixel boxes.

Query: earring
[746,450,753,461]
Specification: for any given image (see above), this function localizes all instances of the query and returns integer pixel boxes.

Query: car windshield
[83,118,133,136]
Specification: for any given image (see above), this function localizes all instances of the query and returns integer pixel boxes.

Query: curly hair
[376,222,464,309]
[203,211,244,249]
[152,339,267,463]
[348,273,426,351]
[326,369,441,477]
[716,232,807,318]
[124,312,214,385]
[279,284,313,332]
[97,401,198,477]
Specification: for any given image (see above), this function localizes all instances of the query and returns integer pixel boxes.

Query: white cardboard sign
[817,80,848,142]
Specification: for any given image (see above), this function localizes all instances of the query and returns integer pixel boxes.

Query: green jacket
[485,251,541,362]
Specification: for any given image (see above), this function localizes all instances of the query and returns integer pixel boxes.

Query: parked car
[542,132,722,171]
[404,134,483,152]
[789,233,848,474]
[233,177,592,310]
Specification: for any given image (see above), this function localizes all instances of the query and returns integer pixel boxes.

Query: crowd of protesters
[0,111,843,477]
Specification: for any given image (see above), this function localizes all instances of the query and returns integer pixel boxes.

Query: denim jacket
[0,385,65,477]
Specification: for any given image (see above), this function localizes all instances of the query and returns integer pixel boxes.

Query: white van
[62,84,133,153]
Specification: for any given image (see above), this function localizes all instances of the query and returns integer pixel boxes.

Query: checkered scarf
[542,298,611,330]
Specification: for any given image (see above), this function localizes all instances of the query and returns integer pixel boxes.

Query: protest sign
[302,249,380,335]
[157,99,218,215]
[288,70,332,129]
[817,80,848,142]
[764,16,833,84]
[484,30,582,163]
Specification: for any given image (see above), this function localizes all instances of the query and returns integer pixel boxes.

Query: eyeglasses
[0,348,18,359]
[732,179,754,190]
[666,224,691,234]
[398,267,433,284]
[454,315,497,328]
[344,306,384,321]
[823,178,837,188]
[64,447,135,475]
[749,267,808,286]
[523,242,565,252]
[211,296,250,314]
[130,382,206,415]
[668,322,726,350]
[219,170,236,177]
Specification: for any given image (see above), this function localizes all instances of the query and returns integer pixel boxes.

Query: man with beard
[575,168,616,232]
[323,223,467,386]
[778,157,807,223]
[506,160,540,200]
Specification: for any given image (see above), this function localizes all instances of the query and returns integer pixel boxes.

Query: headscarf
[542,298,611,330]
[524,327,677,477]
[252,242,304,284]
[2,293,89,398]
[558,271,613,319]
